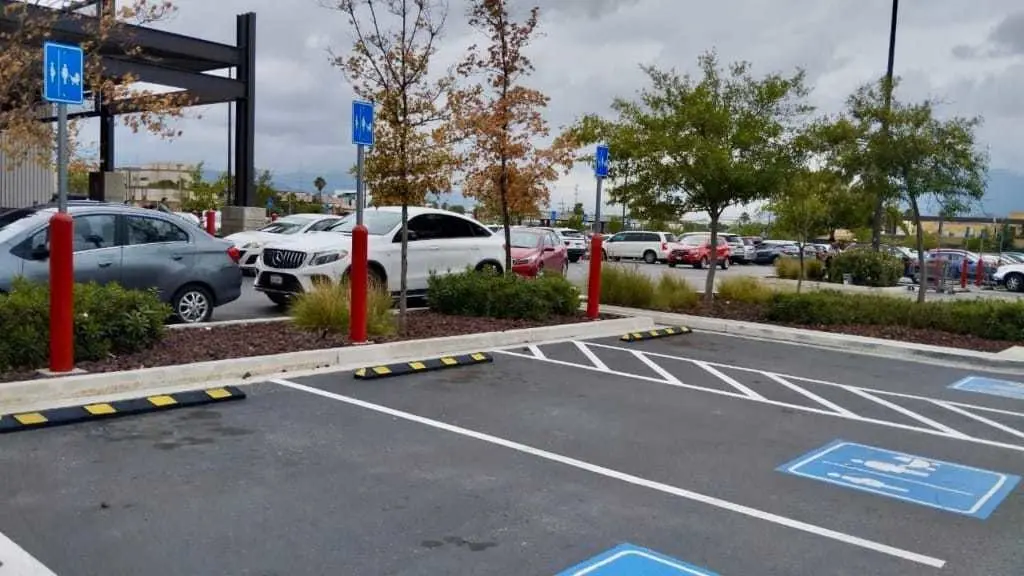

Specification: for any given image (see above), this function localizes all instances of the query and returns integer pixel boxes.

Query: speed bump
[620,326,692,342]
[0,386,246,434]
[354,352,493,380]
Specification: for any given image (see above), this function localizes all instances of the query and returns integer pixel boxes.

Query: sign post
[587,144,609,319]
[43,41,84,373]
[350,100,375,343]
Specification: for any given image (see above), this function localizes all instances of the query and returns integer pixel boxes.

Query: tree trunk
[399,202,409,332]
[703,210,721,302]
[797,237,805,294]
[910,196,927,304]
[500,164,512,274]
[937,217,944,248]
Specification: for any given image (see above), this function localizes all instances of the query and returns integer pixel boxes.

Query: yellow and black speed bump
[620,326,692,342]
[354,352,493,380]
[0,386,246,434]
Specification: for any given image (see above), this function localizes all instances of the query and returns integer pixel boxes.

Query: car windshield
[679,236,706,246]
[327,211,403,235]
[559,229,583,238]
[664,233,677,242]
[258,218,310,234]
[510,230,541,248]
[0,209,46,243]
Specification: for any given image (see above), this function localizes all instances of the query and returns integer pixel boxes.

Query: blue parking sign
[557,544,718,576]
[778,440,1019,519]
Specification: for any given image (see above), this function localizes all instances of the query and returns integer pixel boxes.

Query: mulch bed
[682,301,1013,353]
[0,311,602,384]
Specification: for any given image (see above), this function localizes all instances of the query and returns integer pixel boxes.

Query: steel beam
[101,57,244,99]
[233,12,256,207]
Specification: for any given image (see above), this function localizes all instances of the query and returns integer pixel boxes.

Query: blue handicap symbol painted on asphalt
[778,440,1019,519]
[556,543,718,575]
[949,376,1024,401]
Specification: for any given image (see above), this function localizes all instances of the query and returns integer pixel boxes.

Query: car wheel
[643,250,657,264]
[668,262,676,268]
[720,258,730,270]
[476,261,503,275]
[267,294,290,308]
[173,284,213,323]
[1006,273,1024,292]
[568,255,580,263]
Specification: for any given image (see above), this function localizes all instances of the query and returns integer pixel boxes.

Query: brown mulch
[0,311,604,384]
[681,301,1013,353]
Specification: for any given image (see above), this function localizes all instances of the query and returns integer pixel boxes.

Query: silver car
[0,202,242,323]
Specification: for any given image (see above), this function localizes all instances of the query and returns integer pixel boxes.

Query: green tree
[256,170,279,209]
[844,83,987,302]
[448,204,466,214]
[607,215,623,234]
[769,170,832,292]
[572,52,810,300]
[565,202,584,230]
[180,162,222,212]
[313,176,327,200]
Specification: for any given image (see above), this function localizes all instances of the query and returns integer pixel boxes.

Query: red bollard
[205,210,216,235]
[349,224,369,343]
[960,259,968,289]
[49,212,74,372]
[976,259,985,287]
[270,212,278,222]
[586,235,603,319]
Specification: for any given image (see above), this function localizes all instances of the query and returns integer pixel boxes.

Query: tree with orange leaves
[452,0,574,273]
[0,0,193,168]
[325,0,456,328]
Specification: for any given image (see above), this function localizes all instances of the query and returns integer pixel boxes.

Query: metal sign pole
[593,177,603,234]
[56,103,68,213]
[356,144,365,225]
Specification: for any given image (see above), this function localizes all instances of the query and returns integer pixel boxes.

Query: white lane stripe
[934,401,1024,440]
[764,373,857,418]
[496,350,1024,454]
[0,531,58,575]
[527,345,546,360]
[843,387,968,438]
[272,378,946,569]
[693,360,766,401]
[631,350,683,384]
[573,341,609,371]
[584,341,1024,420]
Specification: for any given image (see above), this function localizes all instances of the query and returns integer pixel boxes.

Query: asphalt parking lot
[2,333,1023,575]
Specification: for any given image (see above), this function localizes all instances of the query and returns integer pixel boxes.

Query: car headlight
[513,256,535,265]
[242,241,263,249]
[309,250,348,266]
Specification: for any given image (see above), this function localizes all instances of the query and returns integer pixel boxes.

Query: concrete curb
[598,304,1024,370]
[0,316,653,414]
[170,307,430,330]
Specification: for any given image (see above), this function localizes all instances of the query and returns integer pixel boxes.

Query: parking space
[1,333,1022,574]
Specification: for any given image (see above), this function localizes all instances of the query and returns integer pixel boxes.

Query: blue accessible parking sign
[778,440,1020,519]
[556,544,718,575]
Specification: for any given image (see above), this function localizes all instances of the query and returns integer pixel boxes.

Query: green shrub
[775,257,825,280]
[827,251,904,287]
[290,281,395,336]
[0,279,170,372]
[717,276,773,304]
[427,270,580,320]
[599,265,656,308]
[652,275,699,311]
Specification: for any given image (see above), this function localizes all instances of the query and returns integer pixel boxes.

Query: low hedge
[428,270,580,320]
[775,257,824,280]
[0,279,170,372]
[826,251,904,287]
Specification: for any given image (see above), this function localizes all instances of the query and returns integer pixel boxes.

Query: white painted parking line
[497,343,1024,454]
[272,378,946,569]
[574,341,609,371]
[527,345,546,360]
[0,531,58,575]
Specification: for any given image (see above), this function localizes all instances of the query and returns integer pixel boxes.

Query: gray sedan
[0,202,242,323]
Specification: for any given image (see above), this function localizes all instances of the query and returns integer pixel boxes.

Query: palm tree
[313,176,327,203]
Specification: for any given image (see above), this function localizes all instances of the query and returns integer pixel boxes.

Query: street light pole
[872,0,899,250]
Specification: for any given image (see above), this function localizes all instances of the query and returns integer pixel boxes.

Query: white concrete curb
[0,316,653,414]
[170,307,430,329]
[598,304,1024,371]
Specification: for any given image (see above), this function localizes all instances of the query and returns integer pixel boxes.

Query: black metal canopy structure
[0,0,256,206]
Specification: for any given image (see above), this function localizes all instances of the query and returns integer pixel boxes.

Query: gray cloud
[990,11,1024,54]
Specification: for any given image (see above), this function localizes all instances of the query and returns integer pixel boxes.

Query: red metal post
[960,259,968,289]
[586,235,603,319]
[205,210,216,235]
[349,224,369,343]
[976,258,984,287]
[270,212,278,222]
[48,212,74,372]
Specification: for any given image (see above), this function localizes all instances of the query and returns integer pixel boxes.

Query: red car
[510,228,569,277]
[667,235,731,269]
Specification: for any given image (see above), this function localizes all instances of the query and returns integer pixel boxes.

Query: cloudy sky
[80,0,1024,214]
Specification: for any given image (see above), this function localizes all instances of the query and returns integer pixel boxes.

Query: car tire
[695,257,707,270]
[569,255,580,263]
[172,284,214,324]
[668,262,676,268]
[1006,273,1024,292]
[267,294,290,308]
[475,261,503,275]
[720,258,729,270]
[643,250,657,264]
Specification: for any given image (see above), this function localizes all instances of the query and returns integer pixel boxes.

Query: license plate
[269,275,283,285]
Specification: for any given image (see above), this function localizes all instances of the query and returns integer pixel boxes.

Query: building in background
[0,134,57,209]
[118,163,194,208]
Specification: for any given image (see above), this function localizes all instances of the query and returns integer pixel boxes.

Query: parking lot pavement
[212,277,286,321]
[3,334,1022,575]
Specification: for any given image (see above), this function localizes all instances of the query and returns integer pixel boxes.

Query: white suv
[602,230,677,264]
[254,206,504,305]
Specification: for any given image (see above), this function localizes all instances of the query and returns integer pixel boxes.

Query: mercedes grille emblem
[272,252,283,267]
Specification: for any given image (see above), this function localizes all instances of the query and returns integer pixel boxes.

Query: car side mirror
[31,244,49,260]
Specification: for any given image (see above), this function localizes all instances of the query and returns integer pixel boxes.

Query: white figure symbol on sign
[61,63,69,84]
[50,62,56,82]
[828,472,909,492]
[850,458,932,477]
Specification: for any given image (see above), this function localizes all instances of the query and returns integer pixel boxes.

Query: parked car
[254,206,503,305]
[509,228,568,277]
[225,213,344,275]
[667,234,731,269]
[994,261,1024,291]
[602,230,677,263]
[0,202,242,323]
[541,227,587,263]
[721,233,753,263]
[913,249,998,283]
[752,241,796,264]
